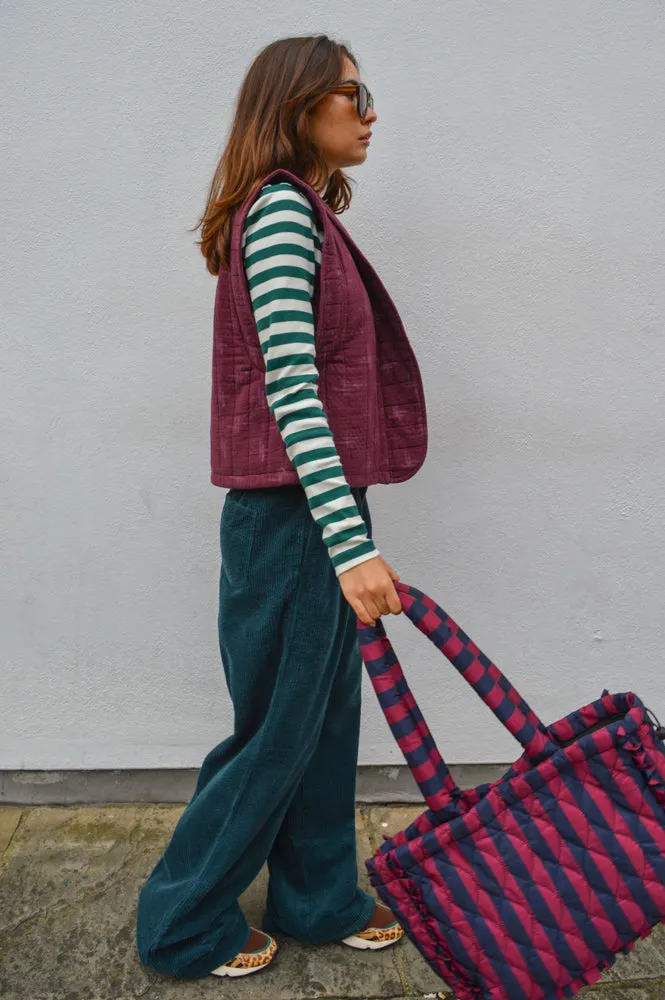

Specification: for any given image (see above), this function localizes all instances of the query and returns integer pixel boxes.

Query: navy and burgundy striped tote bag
[357,581,665,1000]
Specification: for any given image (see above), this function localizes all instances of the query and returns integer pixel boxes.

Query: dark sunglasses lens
[358,83,371,117]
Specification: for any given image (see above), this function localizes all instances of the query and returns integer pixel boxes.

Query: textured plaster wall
[2,0,664,769]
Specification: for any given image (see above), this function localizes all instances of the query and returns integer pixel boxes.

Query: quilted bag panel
[358,582,665,999]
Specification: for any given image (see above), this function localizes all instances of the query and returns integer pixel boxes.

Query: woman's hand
[338,555,403,626]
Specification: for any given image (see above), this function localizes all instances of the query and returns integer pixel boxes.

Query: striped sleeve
[241,180,380,577]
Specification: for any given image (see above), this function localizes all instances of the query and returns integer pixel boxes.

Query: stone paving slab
[0,805,404,1000]
[0,807,22,860]
[578,988,664,999]
[603,929,665,981]
[0,804,665,999]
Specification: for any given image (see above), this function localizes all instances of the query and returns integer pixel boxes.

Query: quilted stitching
[210,167,427,488]
[359,582,665,1000]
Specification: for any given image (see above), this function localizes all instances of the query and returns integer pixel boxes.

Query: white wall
[2,0,665,770]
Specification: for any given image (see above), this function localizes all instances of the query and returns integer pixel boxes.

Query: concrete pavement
[1,803,664,999]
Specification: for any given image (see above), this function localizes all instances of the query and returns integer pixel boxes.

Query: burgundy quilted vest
[210,167,428,488]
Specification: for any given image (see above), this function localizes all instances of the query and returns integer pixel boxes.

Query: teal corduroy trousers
[135,484,377,978]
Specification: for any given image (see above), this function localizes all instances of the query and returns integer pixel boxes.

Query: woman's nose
[363,105,378,126]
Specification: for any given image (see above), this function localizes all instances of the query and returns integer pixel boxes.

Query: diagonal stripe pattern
[358,581,665,1000]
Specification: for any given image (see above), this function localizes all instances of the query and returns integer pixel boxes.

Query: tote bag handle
[357,581,559,815]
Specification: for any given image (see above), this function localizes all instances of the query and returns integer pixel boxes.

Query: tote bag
[358,581,665,1000]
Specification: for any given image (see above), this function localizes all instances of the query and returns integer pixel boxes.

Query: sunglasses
[329,81,374,120]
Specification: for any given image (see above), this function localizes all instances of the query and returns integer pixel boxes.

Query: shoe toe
[341,921,404,950]
[210,931,278,977]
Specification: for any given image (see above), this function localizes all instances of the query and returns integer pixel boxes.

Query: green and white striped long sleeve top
[241,180,380,577]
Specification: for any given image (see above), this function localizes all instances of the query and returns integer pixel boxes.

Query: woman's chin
[343,148,369,167]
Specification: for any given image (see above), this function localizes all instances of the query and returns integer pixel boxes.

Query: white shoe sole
[210,963,266,977]
[209,934,277,976]
[341,927,403,950]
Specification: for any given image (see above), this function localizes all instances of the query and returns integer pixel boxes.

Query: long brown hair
[192,35,359,275]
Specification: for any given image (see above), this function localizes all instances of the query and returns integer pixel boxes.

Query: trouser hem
[138,916,251,981]
[260,889,376,945]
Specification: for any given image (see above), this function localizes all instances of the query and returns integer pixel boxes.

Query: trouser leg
[135,484,373,978]
[261,487,376,942]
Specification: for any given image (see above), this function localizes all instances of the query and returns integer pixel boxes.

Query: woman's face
[310,56,378,177]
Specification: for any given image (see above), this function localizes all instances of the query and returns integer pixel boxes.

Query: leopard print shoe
[340,904,405,950]
[209,929,278,977]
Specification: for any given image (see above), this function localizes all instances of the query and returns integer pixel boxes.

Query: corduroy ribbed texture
[135,484,377,979]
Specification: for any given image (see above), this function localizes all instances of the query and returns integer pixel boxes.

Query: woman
[135,34,428,980]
